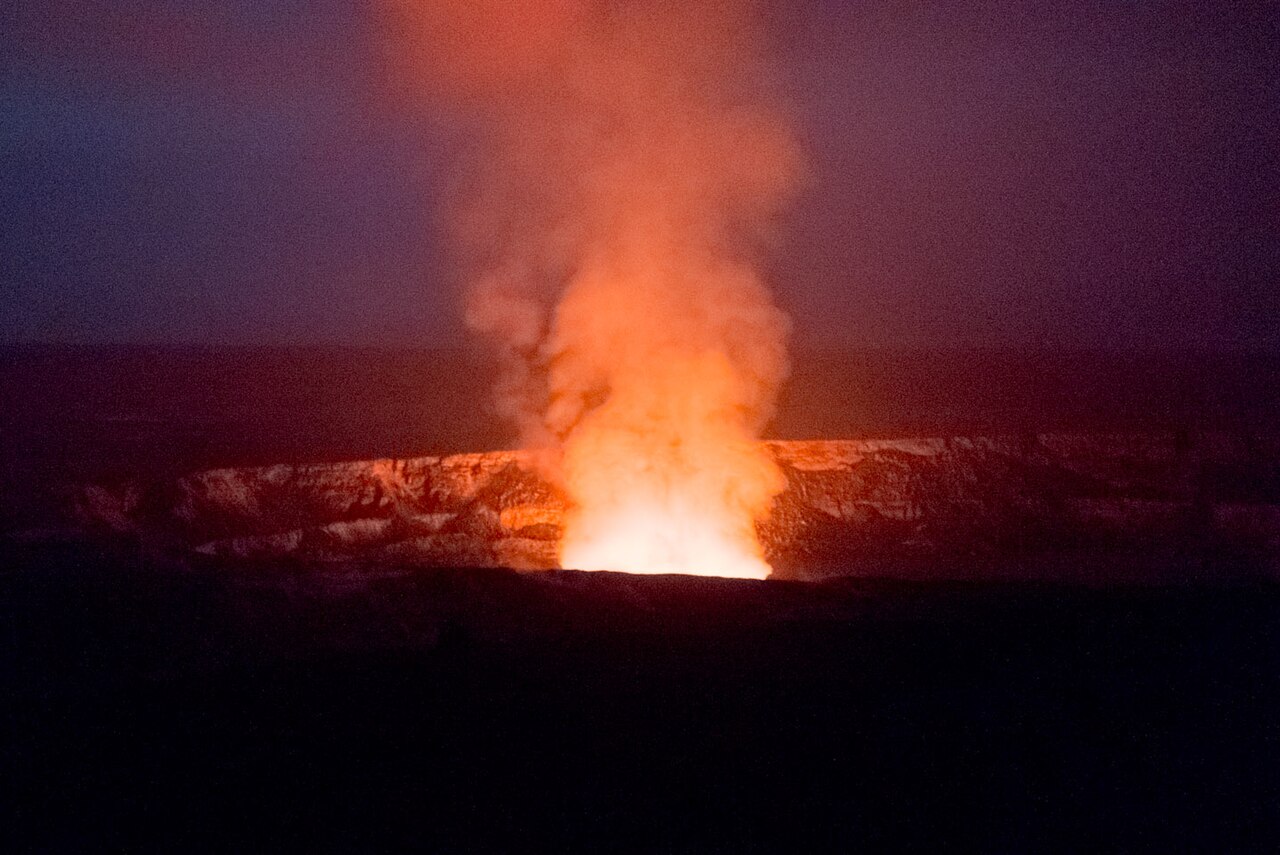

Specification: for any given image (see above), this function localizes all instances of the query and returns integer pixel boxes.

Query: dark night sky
[2,0,1277,348]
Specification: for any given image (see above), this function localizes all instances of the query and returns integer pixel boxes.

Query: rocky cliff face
[64,434,1280,581]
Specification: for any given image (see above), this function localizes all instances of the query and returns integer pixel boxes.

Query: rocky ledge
[62,434,1280,581]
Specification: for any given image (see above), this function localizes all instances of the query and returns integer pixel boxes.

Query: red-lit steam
[389,0,802,578]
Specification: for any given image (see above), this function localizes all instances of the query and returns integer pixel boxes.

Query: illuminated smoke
[390,0,803,578]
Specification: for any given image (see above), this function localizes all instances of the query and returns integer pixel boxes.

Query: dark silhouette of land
[3,545,1276,852]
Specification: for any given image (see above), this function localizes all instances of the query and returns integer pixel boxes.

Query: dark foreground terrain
[3,543,1277,852]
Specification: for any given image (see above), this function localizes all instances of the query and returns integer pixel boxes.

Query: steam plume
[391,0,802,577]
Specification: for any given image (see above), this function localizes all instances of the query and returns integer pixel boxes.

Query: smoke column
[390,0,803,578]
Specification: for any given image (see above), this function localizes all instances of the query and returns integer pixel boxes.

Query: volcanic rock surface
[61,434,1280,581]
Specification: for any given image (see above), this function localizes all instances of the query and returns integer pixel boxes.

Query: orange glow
[556,348,784,579]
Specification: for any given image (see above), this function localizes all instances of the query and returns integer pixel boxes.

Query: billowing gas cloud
[390,0,803,577]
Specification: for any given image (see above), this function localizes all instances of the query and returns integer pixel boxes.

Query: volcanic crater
[68,433,1280,583]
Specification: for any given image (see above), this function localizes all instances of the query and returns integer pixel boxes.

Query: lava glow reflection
[554,350,784,580]
[560,497,773,579]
